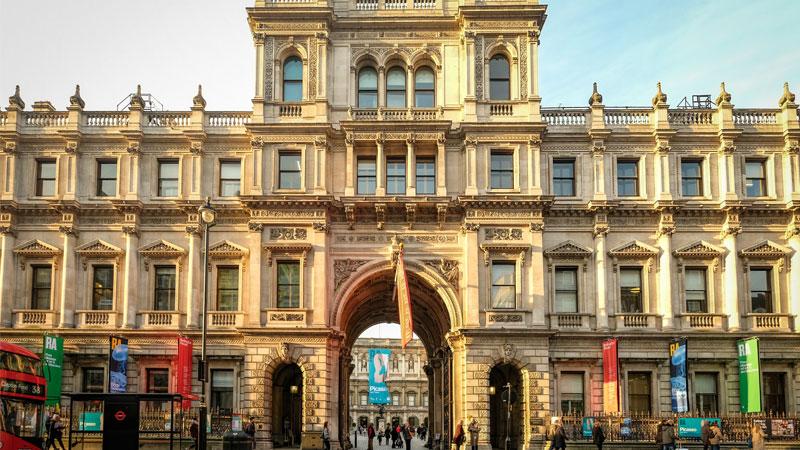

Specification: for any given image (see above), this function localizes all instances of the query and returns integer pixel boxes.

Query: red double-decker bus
[0,342,46,450]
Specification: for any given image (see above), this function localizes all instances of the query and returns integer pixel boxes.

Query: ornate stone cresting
[422,258,459,289]
[334,259,368,292]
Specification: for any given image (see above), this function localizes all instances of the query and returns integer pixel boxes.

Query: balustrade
[77,310,116,328]
[668,109,714,126]
[13,309,57,328]
[146,112,192,127]
[140,311,181,328]
[355,0,378,10]
[541,108,587,126]
[385,0,406,9]
[603,109,650,125]
[489,102,514,116]
[616,313,653,329]
[554,313,583,328]
[207,112,251,127]
[209,311,243,328]
[84,112,130,127]
[279,104,303,118]
[734,109,779,125]
[746,313,788,331]
[23,112,69,128]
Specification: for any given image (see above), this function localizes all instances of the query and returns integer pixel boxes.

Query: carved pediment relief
[263,243,313,266]
[544,241,592,259]
[479,243,529,266]
[739,240,792,260]
[673,241,724,259]
[208,240,249,259]
[138,240,186,258]
[75,239,123,258]
[608,240,659,259]
[13,239,61,258]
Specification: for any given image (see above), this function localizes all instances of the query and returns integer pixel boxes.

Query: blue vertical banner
[108,335,129,393]
[368,348,391,404]
[669,337,688,413]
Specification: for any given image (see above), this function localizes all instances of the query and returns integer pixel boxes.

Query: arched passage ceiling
[342,269,452,357]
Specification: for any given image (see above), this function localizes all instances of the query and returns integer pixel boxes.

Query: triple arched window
[283,56,303,102]
[489,54,510,100]
[357,66,436,108]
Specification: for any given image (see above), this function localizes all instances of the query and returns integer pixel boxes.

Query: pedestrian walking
[550,420,567,450]
[189,417,199,450]
[655,420,665,449]
[708,422,723,450]
[244,417,257,449]
[467,417,480,450]
[322,421,331,450]
[378,427,384,446]
[591,421,605,450]
[700,421,710,450]
[453,419,465,450]
[368,423,376,450]
[660,420,675,450]
[402,422,413,450]
[354,424,359,448]
[46,414,66,450]
[750,423,766,450]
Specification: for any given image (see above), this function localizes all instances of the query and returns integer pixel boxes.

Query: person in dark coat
[591,421,605,450]
[189,417,199,450]
[368,423,376,450]
[660,420,675,450]
[402,422,413,450]
[700,421,711,450]
[453,420,465,450]
[550,421,567,450]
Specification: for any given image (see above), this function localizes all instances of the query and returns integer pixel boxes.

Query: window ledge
[485,310,526,327]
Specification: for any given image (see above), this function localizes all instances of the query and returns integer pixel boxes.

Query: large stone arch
[261,345,315,450]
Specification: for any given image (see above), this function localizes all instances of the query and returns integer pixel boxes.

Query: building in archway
[348,338,428,432]
[2,0,800,449]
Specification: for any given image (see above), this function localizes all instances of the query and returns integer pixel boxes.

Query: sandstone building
[1,0,800,448]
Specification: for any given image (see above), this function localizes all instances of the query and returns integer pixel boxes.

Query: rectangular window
[279,153,302,190]
[416,158,435,195]
[360,392,368,406]
[357,158,376,195]
[211,369,234,414]
[158,160,179,197]
[554,267,578,313]
[681,159,703,197]
[217,266,239,311]
[552,159,576,197]
[490,261,516,309]
[627,371,651,414]
[763,372,786,414]
[684,268,707,313]
[490,152,514,190]
[407,393,416,407]
[36,159,56,197]
[745,160,766,197]
[92,265,114,310]
[277,262,301,308]
[31,265,52,310]
[620,268,643,313]
[82,367,105,393]
[220,160,241,197]
[386,158,406,195]
[146,368,170,393]
[749,268,773,313]
[559,372,584,414]
[392,393,400,406]
[96,160,118,197]
[154,266,176,311]
[694,372,718,414]
[617,160,639,197]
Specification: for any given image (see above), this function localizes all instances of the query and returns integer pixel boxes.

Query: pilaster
[58,224,78,328]
[247,223,264,327]
[1,141,17,200]
[436,135,447,196]
[406,137,416,196]
[185,223,202,329]
[464,137,478,196]
[593,213,609,331]
[656,210,676,330]
[0,224,16,327]
[529,214,545,327]
[311,221,328,326]
[314,137,328,194]
[251,137,265,196]
[122,225,140,328]
[376,135,386,196]
[786,211,800,332]
[345,133,355,196]
[721,208,742,331]
[527,136,542,195]
[462,222,480,326]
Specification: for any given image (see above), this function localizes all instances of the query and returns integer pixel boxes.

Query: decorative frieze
[422,258,459,289]
[333,259,368,292]
[269,227,307,240]
[484,228,523,241]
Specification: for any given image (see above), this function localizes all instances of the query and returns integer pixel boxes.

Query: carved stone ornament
[652,81,667,106]
[126,142,140,155]
[779,82,796,108]
[75,239,123,270]
[345,204,356,230]
[436,204,448,230]
[423,258,459,289]
[208,240,249,259]
[588,82,603,106]
[190,141,203,155]
[65,141,78,154]
[375,203,386,230]
[739,241,791,260]
[263,243,312,266]
[490,314,524,324]
[716,82,732,105]
[277,342,290,362]
[461,222,479,234]
[250,136,265,148]
[334,259,368,292]
[312,222,328,233]
[673,241,725,259]
[608,240,659,259]
[3,141,17,154]
[14,239,61,259]
[138,240,186,271]
[502,343,515,361]
[545,241,592,259]
[480,243,529,266]
[269,227,308,240]
[269,312,305,322]
[484,228,523,241]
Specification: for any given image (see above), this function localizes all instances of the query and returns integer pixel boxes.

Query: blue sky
[0,0,797,110]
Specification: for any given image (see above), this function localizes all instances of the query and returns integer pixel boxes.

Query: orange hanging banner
[395,247,414,348]
[602,338,620,413]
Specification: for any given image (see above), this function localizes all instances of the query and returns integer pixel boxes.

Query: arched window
[386,67,406,108]
[358,67,378,108]
[414,67,435,107]
[283,56,303,102]
[489,54,510,100]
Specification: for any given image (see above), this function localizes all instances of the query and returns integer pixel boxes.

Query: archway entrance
[334,262,459,450]
[489,364,523,450]
[272,363,303,448]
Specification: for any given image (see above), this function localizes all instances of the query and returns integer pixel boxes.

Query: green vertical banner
[737,337,762,413]
[42,334,64,407]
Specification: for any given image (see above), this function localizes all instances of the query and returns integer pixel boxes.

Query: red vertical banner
[395,246,414,348]
[602,338,620,413]
[177,337,194,410]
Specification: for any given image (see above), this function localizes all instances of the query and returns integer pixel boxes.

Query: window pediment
[479,243,529,266]
[138,240,186,258]
[544,241,592,259]
[14,239,61,258]
[208,240,249,259]
[75,239,123,258]
[608,240,659,259]
[263,243,313,266]
[739,240,792,260]
[673,241,725,260]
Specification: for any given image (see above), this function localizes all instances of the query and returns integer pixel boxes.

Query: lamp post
[290,385,299,447]
[198,197,217,450]
[503,383,512,450]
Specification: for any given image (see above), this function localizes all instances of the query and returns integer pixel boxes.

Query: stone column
[125,144,141,199]
[657,213,675,330]
[406,138,416,196]
[1,143,18,199]
[317,34,328,100]
[431,358,443,447]
[653,145,673,200]
[527,137,542,195]
[529,218,546,326]
[247,223,263,327]
[593,216,609,331]
[464,33,475,99]
[783,146,800,203]
[721,211,741,331]
[0,228,15,327]
[462,223,480,326]
[58,226,78,328]
[378,66,386,109]
[464,138,478,196]
[717,142,740,200]
[314,138,327,194]
[121,227,140,328]
[251,138,264,196]
[185,226,201,328]
[345,135,355,196]
[311,223,328,325]
[591,144,607,200]
[188,146,204,199]
[786,213,800,332]
[376,137,386,196]
[436,136,447,196]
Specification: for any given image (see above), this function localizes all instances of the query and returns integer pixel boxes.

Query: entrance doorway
[272,363,302,448]
[489,364,523,450]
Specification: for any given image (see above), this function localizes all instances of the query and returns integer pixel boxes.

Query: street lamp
[198,197,217,450]
[502,383,512,450]
[289,385,299,447]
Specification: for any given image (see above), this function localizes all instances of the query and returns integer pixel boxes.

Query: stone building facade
[1,0,800,449]
[349,338,428,430]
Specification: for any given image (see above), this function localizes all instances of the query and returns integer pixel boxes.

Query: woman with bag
[453,420,465,450]
[750,424,766,450]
